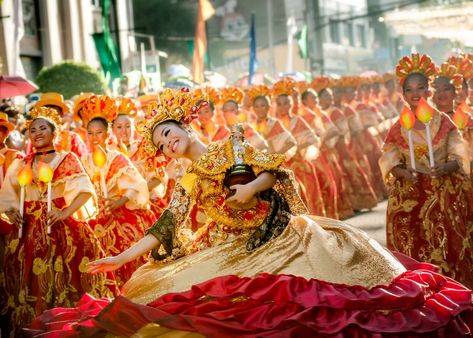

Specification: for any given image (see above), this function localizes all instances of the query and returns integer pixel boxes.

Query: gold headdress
[434,62,463,94]
[271,77,296,97]
[116,97,138,118]
[220,86,244,105]
[81,95,118,124]
[447,55,473,80]
[194,87,221,106]
[247,84,272,104]
[296,81,309,94]
[137,87,207,162]
[310,76,331,93]
[396,53,437,85]
[29,106,62,129]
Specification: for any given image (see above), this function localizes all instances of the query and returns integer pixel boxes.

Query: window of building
[357,24,366,48]
[329,19,340,44]
[344,22,354,46]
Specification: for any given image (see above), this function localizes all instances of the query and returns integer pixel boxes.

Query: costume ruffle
[27,269,473,337]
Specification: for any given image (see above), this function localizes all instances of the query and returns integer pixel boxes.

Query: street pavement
[345,199,388,246]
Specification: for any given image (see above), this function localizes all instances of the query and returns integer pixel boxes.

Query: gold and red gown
[29,140,473,337]
[380,111,473,288]
[298,106,340,219]
[280,114,326,216]
[351,101,386,200]
[72,126,89,149]
[0,151,117,335]
[83,149,156,287]
[329,105,378,210]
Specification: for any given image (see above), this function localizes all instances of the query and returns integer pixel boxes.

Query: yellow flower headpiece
[82,95,118,124]
[28,106,62,129]
[220,86,244,105]
[272,77,296,97]
[435,62,463,94]
[247,84,272,104]
[396,53,437,85]
[137,87,207,162]
[194,87,221,106]
[116,97,138,118]
[447,55,473,80]
[338,75,361,88]
[310,76,331,93]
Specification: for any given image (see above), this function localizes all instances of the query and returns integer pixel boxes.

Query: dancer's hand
[47,208,70,225]
[105,197,129,213]
[226,184,255,205]
[430,161,458,177]
[391,166,417,183]
[5,208,22,226]
[87,256,125,273]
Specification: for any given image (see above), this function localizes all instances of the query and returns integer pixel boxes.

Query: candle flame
[458,102,471,114]
[453,106,469,130]
[93,146,107,168]
[0,153,5,166]
[415,97,434,124]
[37,161,53,183]
[17,163,33,186]
[400,106,416,130]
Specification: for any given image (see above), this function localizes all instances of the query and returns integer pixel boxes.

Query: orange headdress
[137,88,207,162]
[296,81,309,94]
[28,106,62,129]
[447,55,473,80]
[220,86,244,105]
[310,76,331,93]
[116,97,138,118]
[73,92,94,122]
[81,95,118,124]
[338,75,360,89]
[247,84,272,104]
[396,53,437,85]
[271,77,296,97]
[434,62,463,94]
[194,86,222,106]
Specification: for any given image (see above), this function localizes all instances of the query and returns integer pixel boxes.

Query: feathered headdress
[396,53,437,85]
[194,87,222,106]
[116,97,138,118]
[81,95,118,124]
[220,86,244,105]
[271,77,296,97]
[447,55,473,80]
[435,62,463,94]
[247,84,272,104]
[310,77,331,93]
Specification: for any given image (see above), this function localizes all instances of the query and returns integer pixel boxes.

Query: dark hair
[433,76,455,93]
[0,126,8,133]
[252,95,269,107]
[31,117,57,133]
[402,73,429,93]
[318,88,331,97]
[88,117,109,130]
[301,89,316,102]
[45,104,64,113]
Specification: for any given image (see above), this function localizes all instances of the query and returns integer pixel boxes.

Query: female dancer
[0,107,117,336]
[29,87,473,337]
[380,53,473,288]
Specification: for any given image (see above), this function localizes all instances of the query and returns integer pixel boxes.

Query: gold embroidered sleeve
[244,144,286,176]
[146,183,193,259]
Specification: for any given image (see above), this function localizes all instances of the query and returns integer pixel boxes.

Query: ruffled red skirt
[27,258,473,338]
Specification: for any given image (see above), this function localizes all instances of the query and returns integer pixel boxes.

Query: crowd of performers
[0,52,473,336]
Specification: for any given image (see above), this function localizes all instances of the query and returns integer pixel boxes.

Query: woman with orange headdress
[303,81,353,219]
[220,86,267,150]
[31,87,473,338]
[272,78,326,216]
[33,92,88,158]
[380,53,473,288]
[326,78,378,211]
[71,92,94,147]
[81,95,154,287]
[0,107,117,336]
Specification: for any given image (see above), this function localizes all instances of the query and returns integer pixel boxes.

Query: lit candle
[415,98,435,168]
[37,161,54,234]
[93,146,108,199]
[17,164,33,238]
[400,106,417,171]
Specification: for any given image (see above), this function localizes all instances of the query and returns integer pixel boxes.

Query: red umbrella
[0,75,38,99]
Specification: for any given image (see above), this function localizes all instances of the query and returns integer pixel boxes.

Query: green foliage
[35,61,108,99]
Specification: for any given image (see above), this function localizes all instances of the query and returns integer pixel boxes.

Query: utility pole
[308,0,324,75]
